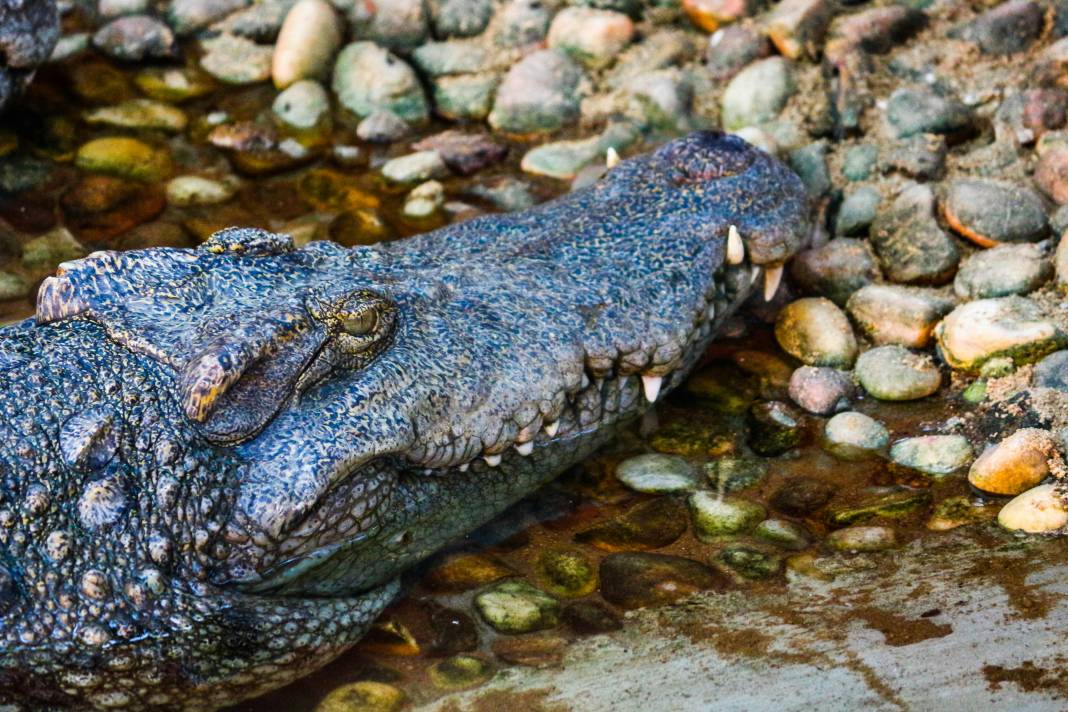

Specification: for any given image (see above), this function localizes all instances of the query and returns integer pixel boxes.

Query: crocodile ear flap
[180,319,328,444]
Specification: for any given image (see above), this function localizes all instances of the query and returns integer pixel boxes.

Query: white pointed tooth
[543,421,560,437]
[706,303,716,320]
[606,146,621,169]
[763,263,783,301]
[483,454,502,467]
[750,265,761,284]
[641,374,663,403]
[726,225,744,265]
[515,441,534,456]
[459,463,469,472]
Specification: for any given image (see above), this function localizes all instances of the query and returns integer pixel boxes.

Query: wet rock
[93,15,176,61]
[520,123,639,180]
[870,184,960,285]
[430,0,493,37]
[333,42,428,124]
[411,40,490,76]
[842,144,878,181]
[682,0,757,32]
[428,655,493,690]
[1034,350,1068,391]
[599,552,722,609]
[356,111,410,144]
[968,429,1053,496]
[824,411,889,460]
[716,545,782,579]
[575,496,688,551]
[615,453,698,494]
[754,519,811,550]
[748,400,804,456]
[954,244,1051,299]
[705,25,770,80]
[950,0,1043,56]
[721,57,794,130]
[789,238,880,306]
[315,681,405,712]
[602,68,695,133]
[134,67,215,102]
[423,553,514,592]
[935,297,1065,373]
[562,601,622,635]
[788,142,831,198]
[926,495,993,531]
[465,177,535,212]
[846,284,956,349]
[883,133,946,180]
[0,272,27,301]
[834,186,880,237]
[168,0,249,35]
[684,361,754,413]
[381,151,449,184]
[75,137,171,182]
[22,228,86,272]
[771,477,835,516]
[765,0,836,61]
[60,174,165,244]
[649,417,737,459]
[428,605,479,655]
[272,0,342,89]
[403,180,445,218]
[704,457,768,493]
[775,297,857,368]
[827,488,932,527]
[489,49,584,134]
[166,175,236,207]
[942,179,1048,247]
[537,548,596,598]
[488,0,551,48]
[412,131,507,176]
[208,121,315,175]
[428,73,498,121]
[348,0,429,49]
[890,435,973,477]
[83,99,187,132]
[788,366,853,415]
[273,79,331,131]
[826,525,897,551]
[474,580,559,634]
[885,86,973,139]
[200,34,272,84]
[1058,234,1068,286]
[998,484,1068,533]
[1034,147,1068,204]
[689,492,765,540]
[855,345,941,401]
[492,634,568,668]
[547,8,634,69]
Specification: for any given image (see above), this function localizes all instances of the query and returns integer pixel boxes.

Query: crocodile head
[0,132,810,710]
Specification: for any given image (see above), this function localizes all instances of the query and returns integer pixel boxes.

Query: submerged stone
[574,496,688,551]
[474,580,560,634]
[428,655,493,690]
[537,548,597,598]
[716,545,783,579]
[890,435,973,477]
[688,492,765,541]
[826,488,932,527]
[615,453,698,493]
[599,552,723,609]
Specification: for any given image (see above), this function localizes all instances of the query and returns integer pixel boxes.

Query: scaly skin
[0,132,809,710]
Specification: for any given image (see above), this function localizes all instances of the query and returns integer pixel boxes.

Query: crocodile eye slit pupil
[341,309,377,336]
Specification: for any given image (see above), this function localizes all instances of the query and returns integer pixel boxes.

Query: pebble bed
[6,0,1068,710]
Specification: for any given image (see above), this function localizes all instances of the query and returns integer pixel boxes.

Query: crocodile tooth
[483,454,502,467]
[641,374,663,403]
[726,225,744,265]
[706,303,716,320]
[514,441,534,456]
[606,147,621,169]
[764,263,783,301]
[458,463,469,472]
[543,421,560,437]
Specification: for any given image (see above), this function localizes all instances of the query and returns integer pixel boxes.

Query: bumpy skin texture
[0,0,59,112]
[0,133,809,710]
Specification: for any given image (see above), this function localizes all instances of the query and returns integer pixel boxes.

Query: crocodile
[0,132,809,710]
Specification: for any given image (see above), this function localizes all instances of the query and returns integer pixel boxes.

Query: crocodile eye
[341,309,378,337]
